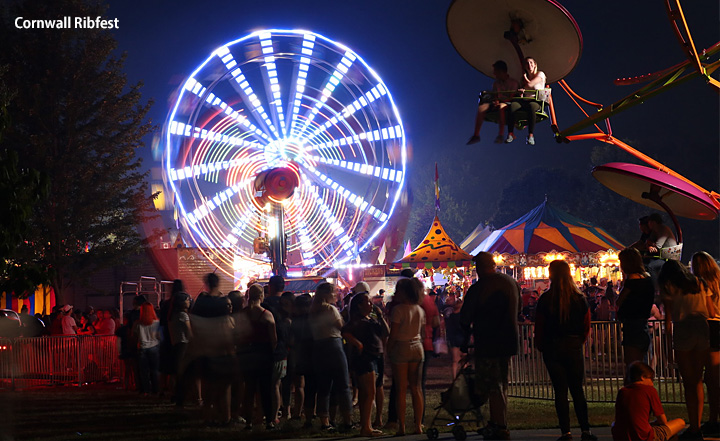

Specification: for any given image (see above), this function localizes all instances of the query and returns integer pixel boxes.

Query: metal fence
[0,335,123,390]
[509,320,685,403]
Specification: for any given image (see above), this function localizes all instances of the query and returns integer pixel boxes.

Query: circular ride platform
[592,162,719,221]
[447,0,582,84]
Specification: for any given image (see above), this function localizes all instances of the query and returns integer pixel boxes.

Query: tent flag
[434,163,440,213]
[404,240,412,257]
[377,241,387,265]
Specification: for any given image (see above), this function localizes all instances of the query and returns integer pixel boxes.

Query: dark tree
[0,0,157,303]
[489,164,648,247]
[0,67,51,297]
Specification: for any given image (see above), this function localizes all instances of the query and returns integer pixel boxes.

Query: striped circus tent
[470,200,625,256]
[391,216,473,269]
[0,286,56,315]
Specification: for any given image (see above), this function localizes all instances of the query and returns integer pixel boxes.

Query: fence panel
[509,321,685,403]
[0,335,122,390]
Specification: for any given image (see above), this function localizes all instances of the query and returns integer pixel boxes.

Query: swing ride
[447,0,720,258]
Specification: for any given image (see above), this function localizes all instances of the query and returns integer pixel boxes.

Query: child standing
[612,361,685,440]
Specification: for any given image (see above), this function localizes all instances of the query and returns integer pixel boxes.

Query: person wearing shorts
[460,252,520,440]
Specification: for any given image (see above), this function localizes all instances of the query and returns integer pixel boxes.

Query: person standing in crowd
[387,277,425,436]
[290,294,313,424]
[616,247,655,369]
[261,275,288,424]
[169,292,193,408]
[240,284,277,430]
[95,310,116,335]
[659,259,710,440]
[460,252,520,441]
[535,260,597,441]
[60,304,78,335]
[445,298,466,378]
[133,302,161,396]
[420,283,440,424]
[279,291,295,421]
[190,273,235,427]
[309,282,353,432]
[343,292,389,437]
[690,251,720,437]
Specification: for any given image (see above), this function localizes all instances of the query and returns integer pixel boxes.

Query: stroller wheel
[426,427,439,439]
[452,425,467,440]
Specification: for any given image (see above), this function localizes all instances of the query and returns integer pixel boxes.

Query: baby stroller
[426,353,486,440]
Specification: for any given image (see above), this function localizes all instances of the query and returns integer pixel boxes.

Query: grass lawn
[0,354,705,440]
[1,382,703,441]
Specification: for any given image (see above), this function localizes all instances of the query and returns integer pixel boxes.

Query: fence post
[77,336,82,387]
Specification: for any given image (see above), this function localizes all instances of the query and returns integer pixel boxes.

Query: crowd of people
[2,238,719,440]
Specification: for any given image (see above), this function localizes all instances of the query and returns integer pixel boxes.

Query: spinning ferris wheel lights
[162,29,406,274]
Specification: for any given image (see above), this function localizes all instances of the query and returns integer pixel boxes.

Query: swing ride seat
[480,88,551,130]
[658,243,683,261]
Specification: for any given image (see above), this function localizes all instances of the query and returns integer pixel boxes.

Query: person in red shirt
[612,361,685,441]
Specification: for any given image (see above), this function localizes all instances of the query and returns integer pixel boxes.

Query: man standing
[60,304,78,335]
[460,252,520,440]
[262,275,288,423]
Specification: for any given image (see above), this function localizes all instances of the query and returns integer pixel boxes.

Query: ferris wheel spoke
[288,34,316,137]
[293,51,357,139]
[307,187,361,260]
[182,77,271,144]
[305,83,388,144]
[257,32,287,137]
[168,120,266,155]
[300,162,389,224]
[215,45,281,140]
[185,184,243,226]
[305,123,403,153]
[306,154,404,184]
[168,157,263,183]
[220,212,253,248]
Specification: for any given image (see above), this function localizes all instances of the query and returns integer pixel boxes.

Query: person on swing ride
[467,60,520,145]
[506,56,546,146]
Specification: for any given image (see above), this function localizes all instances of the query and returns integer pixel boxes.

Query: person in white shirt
[506,56,547,146]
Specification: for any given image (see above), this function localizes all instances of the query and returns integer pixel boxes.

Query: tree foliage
[0,0,157,302]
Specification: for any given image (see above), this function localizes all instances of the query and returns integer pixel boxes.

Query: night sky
[106,1,719,255]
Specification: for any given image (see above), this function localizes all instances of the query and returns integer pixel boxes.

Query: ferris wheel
[162,29,406,275]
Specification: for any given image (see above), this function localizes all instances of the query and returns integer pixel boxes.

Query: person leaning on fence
[689,251,720,437]
[459,251,520,441]
[534,260,597,441]
[611,361,685,441]
[659,260,711,440]
[616,247,655,370]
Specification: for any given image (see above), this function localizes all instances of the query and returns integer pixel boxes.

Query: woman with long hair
[342,292,389,436]
[690,252,720,437]
[506,56,547,146]
[134,302,161,396]
[535,260,597,441]
[616,247,655,369]
[387,277,426,436]
[240,284,277,430]
[659,259,711,439]
[308,282,353,432]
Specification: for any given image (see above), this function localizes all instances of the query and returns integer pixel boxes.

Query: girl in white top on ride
[506,56,547,146]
